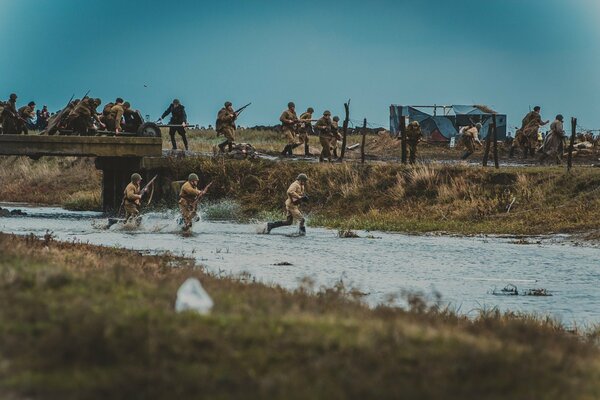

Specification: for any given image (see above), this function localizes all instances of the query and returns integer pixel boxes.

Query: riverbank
[1,232,599,399]
[2,155,600,236]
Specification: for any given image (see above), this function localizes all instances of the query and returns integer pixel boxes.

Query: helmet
[94,98,101,106]
[475,123,482,129]
[556,114,563,121]
[323,110,331,116]
[115,97,124,103]
[28,101,36,107]
[188,173,199,181]
[123,101,131,108]
[307,107,314,113]
[9,93,17,100]
[131,173,142,182]
[225,101,232,107]
[410,120,419,127]
[296,173,308,182]
[173,99,180,104]
[333,116,340,121]
[288,102,295,108]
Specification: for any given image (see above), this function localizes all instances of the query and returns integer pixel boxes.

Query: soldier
[178,173,205,232]
[539,114,566,165]
[36,105,50,130]
[315,110,333,162]
[279,102,300,156]
[460,123,482,160]
[266,173,308,235]
[298,107,314,156]
[520,106,549,158]
[405,120,422,164]
[105,98,124,132]
[1,93,19,135]
[17,101,36,134]
[69,98,103,135]
[330,115,342,158]
[123,173,143,224]
[159,99,188,151]
[216,101,237,153]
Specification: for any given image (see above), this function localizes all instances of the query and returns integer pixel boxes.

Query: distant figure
[159,99,188,150]
[266,173,309,235]
[405,120,423,164]
[520,106,549,158]
[216,101,237,153]
[331,116,342,158]
[17,101,36,134]
[279,102,300,155]
[460,123,482,160]
[1,93,19,134]
[105,98,124,132]
[36,105,50,130]
[315,110,333,162]
[298,107,314,156]
[539,114,566,165]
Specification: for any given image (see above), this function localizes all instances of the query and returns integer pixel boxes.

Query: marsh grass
[0,233,599,399]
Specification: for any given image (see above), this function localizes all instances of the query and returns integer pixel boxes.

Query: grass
[0,232,599,399]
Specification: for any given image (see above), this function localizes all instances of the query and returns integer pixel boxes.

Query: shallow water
[1,203,599,326]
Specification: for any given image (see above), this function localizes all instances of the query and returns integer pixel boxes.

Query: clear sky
[1,0,598,131]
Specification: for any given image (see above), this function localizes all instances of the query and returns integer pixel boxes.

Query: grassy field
[1,232,599,399]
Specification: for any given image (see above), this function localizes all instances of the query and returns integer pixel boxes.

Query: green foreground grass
[1,233,599,399]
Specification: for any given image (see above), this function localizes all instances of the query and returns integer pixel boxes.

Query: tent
[389,105,507,142]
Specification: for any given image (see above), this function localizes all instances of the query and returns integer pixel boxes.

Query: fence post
[567,117,577,172]
[492,115,499,169]
[361,118,367,163]
[340,100,350,161]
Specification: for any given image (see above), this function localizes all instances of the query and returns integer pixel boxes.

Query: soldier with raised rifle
[216,101,237,153]
[279,101,301,156]
[315,110,334,162]
[159,99,188,151]
[266,173,309,235]
[298,107,315,156]
[178,173,210,232]
[124,173,143,223]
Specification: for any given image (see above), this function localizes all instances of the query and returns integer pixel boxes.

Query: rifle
[191,181,213,208]
[140,175,158,205]
[235,103,251,115]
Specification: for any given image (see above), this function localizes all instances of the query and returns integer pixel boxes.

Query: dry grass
[1,233,599,399]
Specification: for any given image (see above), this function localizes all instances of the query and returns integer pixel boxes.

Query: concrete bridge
[0,135,164,212]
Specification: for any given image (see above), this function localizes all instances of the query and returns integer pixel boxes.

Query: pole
[567,117,577,172]
[340,100,350,161]
[400,116,407,164]
[482,124,492,166]
[361,118,367,164]
[492,115,499,169]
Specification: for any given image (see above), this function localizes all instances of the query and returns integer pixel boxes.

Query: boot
[218,141,227,153]
[299,225,306,236]
[266,220,287,233]
[281,145,291,156]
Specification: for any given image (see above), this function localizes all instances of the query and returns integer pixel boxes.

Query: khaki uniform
[539,119,565,164]
[179,181,202,230]
[285,180,305,221]
[280,109,298,145]
[216,107,236,142]
[107,104,125,132]
[520,111,546,156]
[330,120,341,156]
[68,98,100,135]
[1,99,18,134]
[297,111,313,144]
[316,116,333,162]
[405,123,422,164]
[17,105,35,134]
[123,182,141,220]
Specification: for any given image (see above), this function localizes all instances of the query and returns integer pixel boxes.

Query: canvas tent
[389,105,507,142]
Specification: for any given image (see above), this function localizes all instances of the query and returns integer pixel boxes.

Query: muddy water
[1,204,599,326]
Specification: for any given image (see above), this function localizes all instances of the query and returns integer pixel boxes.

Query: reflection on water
[1,204,599,326]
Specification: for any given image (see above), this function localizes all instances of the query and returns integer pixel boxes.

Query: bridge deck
[0,135,162,158]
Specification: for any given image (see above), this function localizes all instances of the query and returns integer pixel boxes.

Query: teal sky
[1,0,598,131]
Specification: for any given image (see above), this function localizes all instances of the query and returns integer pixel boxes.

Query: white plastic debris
[175,278,214,315]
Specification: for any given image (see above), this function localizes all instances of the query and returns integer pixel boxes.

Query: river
[1,203,599,326]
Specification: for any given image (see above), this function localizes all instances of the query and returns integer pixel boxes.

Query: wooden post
[482,124,492,166]
[492,115,499,169]
[361,118,367,164]
[340,100,350,161]
[567,117,577,172]
[400,116,407,164]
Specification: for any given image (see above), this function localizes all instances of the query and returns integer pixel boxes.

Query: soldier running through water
[266,174,309,235]
[123,173,143,225]
[216,101,237,153]
[159,99,189,151]
[178,173,208,232]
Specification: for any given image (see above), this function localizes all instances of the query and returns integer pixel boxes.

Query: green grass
[1,233,599,399]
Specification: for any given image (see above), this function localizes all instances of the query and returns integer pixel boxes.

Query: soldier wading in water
[266,173,309,235]
[179,173,210,232]
[123,173,143,225]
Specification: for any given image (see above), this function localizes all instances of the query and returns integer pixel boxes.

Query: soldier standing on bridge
[68,98,104,135]
[1,93,19,135]
[159,99,189,151]
[216,101,237,153]
[17,101,36,134]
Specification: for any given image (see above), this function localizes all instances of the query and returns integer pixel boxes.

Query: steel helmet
[131,173,142,182]
[288,102,295,108]
[188,173,199,181]
[297,173,308,182]
[410,120,420,127]
[333,116,340,121]
[323,110,331,116]
[475,123,482,129]
[225,101,232,107]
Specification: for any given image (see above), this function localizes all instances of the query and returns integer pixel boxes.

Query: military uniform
[330,118,342,158]
[216,105,237,152]
[17,105,35,134]
[539,118,566,165]
[69,98,101,135]
[1,97,19,135]
[280,108,299,146]
[461,126,479,160]
[179,181,202,231]
[266,174,308,235]
[161,102,188,150]
[106,103,125,132]
[316,114,333,162]
[298,110,314,155]
[520,111,546,158]
[123,181,141,220]
[405,122,422,164]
